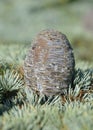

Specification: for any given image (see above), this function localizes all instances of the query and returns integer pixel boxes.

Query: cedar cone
[24,29,75,96]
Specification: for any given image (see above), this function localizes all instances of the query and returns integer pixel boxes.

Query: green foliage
[74,69,92,90]
[0,64,26,116]
[0,69,24,103]
[55,68,93,104]
[0,100,93,130]
[0,58,93,130]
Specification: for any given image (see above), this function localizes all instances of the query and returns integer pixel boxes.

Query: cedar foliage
[0,57,93,130]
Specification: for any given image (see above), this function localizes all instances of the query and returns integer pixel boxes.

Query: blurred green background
[0,0,93,66]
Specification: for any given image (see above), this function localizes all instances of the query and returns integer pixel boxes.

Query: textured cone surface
[24,29,75,96]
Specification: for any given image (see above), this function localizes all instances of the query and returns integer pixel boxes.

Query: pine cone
[24,29,75,96]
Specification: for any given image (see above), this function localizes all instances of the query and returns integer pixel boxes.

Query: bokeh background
[0,0,93,66]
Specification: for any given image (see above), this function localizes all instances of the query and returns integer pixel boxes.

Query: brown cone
[24,29,75,96]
